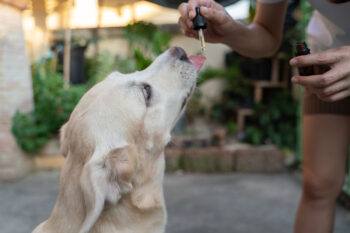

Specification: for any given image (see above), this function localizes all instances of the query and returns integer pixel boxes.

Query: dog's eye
[141,83,152,106]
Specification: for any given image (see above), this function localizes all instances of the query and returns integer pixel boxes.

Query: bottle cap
[193,7,207,30]
[296,42,310,56]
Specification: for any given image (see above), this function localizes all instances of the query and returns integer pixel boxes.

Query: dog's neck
[47,149,166,233]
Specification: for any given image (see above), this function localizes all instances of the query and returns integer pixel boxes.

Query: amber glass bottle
[295,42,315,76]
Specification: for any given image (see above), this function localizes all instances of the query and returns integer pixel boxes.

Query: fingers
[304,81,350,102]
[178,3,196,37]
[291,46,350,102]
[290,48,346,67]
[319,89,350,102]
[188,0,212,18]
[200,6,228,23]
[178,16,197,38]
[292,63,350,88]
[178,2,189,18]
[320,79,350,97]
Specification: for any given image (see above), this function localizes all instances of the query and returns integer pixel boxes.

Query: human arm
[178,0,288,58]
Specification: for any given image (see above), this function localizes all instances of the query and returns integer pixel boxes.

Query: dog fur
[32,47,198,233]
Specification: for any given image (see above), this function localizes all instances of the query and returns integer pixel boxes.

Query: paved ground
[0,171,349,233]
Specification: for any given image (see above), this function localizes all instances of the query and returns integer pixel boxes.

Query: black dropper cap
[193,7,207,30]
[295,42,310,56]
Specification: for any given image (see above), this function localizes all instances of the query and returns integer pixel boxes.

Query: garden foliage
[12,60,86,154]
[12,22,171,154]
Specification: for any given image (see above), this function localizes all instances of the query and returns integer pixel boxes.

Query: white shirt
[257,0,350,51]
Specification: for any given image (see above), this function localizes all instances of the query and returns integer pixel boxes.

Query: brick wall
[0,3,34,180]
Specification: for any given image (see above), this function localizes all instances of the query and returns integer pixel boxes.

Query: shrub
[244,91,298,150]
[12,22,172,155]
[12,60,86,154]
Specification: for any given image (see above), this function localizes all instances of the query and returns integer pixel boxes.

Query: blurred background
[0,0,349,233]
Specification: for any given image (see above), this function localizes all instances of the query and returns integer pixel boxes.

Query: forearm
[178,0,287,58]
[222,20,282,58]
[223,1,287,58]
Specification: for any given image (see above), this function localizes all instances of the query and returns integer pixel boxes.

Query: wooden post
[0,1,34,181]
[63,0,73,87]
[93,0,104,56]
[131,1,136,23]
[31,0,47,31]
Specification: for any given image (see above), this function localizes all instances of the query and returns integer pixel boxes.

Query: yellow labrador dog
[32,47,205,233]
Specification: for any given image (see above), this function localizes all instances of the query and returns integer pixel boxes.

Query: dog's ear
[78,145,137,233]
[60,123,69,158]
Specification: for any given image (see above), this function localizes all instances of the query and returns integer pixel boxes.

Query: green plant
[12,59,86,154]
[123,22,171,57]
[198,67,227,85]
[85,52,125,86]
[84,22,171,85]
[205,66,250,124]
[12,112,50,154]
[244,91,298,150]
[13,22,173,155]
[133,48,153,70]
[295,0,313,41]
[226,121,237,135]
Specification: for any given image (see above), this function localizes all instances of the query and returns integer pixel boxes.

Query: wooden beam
[63,0,73,87]
[0,0,27,11]
[32,0,47,30]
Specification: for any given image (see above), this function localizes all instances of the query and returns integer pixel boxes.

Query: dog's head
[62,47,204,159]
[52,47,204,229]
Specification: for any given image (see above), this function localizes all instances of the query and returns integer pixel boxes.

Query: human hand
[290,46,350,102]
[178,0,234,43]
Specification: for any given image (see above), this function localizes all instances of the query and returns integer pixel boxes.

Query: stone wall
[0,3,34,181]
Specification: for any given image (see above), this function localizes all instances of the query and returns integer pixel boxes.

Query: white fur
[32,47,197,233]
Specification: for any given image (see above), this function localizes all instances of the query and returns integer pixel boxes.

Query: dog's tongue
[189,55,206,71]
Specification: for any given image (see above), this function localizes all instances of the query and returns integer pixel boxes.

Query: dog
[32,47,205,233]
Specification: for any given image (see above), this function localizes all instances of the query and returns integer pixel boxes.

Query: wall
[0,3,34,180]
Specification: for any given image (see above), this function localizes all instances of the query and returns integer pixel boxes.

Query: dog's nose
[170,47,189,61]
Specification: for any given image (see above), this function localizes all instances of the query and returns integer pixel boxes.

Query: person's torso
[307,0,350,50]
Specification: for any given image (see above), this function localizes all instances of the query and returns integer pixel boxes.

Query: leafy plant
[133,48,153,70]
[85,52,124,86]
[244,91,298,150]
[12,112,50,154]
[12,59,86,154]
[13,22,173,155]
[123,22,171,57]
[202,65,251,125]
[84,22,171,85]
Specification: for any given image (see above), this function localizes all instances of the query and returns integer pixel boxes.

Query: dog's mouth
[188,55,206,71]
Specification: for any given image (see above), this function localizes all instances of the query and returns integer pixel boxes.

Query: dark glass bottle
[295,42,315,76]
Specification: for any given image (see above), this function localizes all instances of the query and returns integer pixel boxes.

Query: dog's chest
[92,202,166,233]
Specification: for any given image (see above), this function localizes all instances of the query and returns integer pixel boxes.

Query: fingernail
[289,58,296,65]
[201,6,209,14]
[189,10,195,18]
[291,77,298,83]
